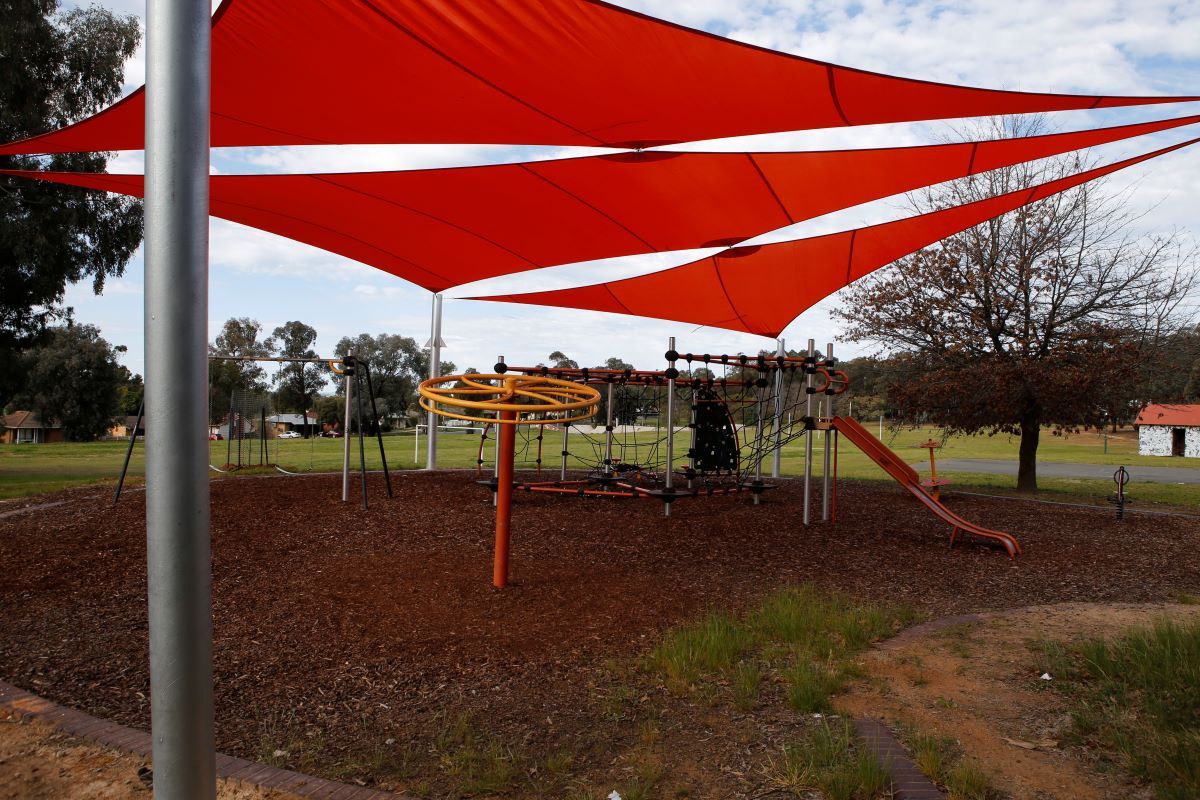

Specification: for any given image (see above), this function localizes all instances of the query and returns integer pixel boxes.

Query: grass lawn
[1032,617,1200,800]
[1,424,1195,507]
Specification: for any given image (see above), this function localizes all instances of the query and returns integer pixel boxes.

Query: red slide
[830,416,1021,557]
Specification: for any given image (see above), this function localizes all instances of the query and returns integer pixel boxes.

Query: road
[908,458,1200,485]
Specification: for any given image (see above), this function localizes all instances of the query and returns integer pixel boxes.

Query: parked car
[208,433,223,440]
[278,430,302,439]
[320,430,343,438]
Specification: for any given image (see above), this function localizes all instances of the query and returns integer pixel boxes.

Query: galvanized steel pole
[426,293,443,470]
[604,381,616,476]
[771,338,785,478]
[822,343,834,521]
[803,338,815,526]
[341,351,353,502]
[664,338,677,517]
[144,0,215,796]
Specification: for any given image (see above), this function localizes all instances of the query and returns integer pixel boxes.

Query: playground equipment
[830,417,1021,556]
[113,353,394,508]
[1109,465,1131,520]
[917,438,953,501]
[473,338,847,516]
[443,337,1019,564]
[419,370,601,587]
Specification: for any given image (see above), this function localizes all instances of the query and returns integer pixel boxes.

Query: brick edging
[0,681,411,800]
[844,614,986,798]
[854,718,946,800]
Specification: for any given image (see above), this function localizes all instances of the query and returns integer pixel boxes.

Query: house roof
[2,411,59,430]
[268,413,316,425]
[1135,404,1200,427]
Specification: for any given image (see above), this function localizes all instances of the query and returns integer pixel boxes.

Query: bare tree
[836,117,1197,491]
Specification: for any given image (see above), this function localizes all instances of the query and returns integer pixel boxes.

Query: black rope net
[474,352,841,497]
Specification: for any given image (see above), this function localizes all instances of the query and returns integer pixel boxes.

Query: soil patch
[0,705,293,800]
[838,602,1200,800]
[1,472,1198,796]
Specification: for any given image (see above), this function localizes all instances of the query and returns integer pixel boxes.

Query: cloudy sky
[58,0,1200,382]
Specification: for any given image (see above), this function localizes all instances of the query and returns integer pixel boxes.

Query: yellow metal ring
[419,373,600,425]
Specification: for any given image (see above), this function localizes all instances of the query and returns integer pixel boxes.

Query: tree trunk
[1017,411,1040,492]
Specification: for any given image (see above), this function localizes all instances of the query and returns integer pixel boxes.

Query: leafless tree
[836,117,1198,491]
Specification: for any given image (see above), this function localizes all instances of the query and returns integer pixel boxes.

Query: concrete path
[908,458,1200,484]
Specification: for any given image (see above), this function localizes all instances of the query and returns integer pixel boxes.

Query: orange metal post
[494,409,517,588]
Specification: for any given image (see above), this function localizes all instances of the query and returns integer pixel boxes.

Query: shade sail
[4,115,1197,292]
[471,137,1199,338]
[2,0,1198,156]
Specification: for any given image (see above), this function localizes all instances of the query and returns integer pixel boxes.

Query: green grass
[1030,619,1200,800]
[905,732,998,800]
[768,720,891,800]
[648,584,918,713]
[2,424,1196,506]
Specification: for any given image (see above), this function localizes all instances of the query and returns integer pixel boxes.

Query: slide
[830,416,1021,557]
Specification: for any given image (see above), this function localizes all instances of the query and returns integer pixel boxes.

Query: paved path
[908,458,1200,484]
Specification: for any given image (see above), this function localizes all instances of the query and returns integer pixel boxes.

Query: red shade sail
[4,116,1196,292]
[2,0,1197,156]
[472,137,1199,337]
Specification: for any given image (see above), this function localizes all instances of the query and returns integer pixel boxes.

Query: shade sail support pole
[664,338,677,518]
[426,293,443,470]
[143,0,214,796]
[342,351,353,502]
[803,338,815,526]
[771,338,785,479]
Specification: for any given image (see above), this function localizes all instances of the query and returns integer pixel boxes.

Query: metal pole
[771,338,785,478]
[363,362,392,497]
[342,352,353,502]
[687,382,697,490]
[494,405,517,587]
[752,382,766,506]
[144,0,214,793]
[664,337,677,517]
[803,338,815,526]
[604,381,615,477]
[493,357,503,508]
[822,343,834,522]
[225,398,233,467]
[113,400,145,505]
[355,369,369,510]
[426,293,443,470]
[560,422,570,480]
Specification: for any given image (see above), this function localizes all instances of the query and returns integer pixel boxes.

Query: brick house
[1,411,64,444]
[108,415,145,440]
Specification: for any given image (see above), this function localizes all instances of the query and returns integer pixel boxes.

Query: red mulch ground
[1,471,1197,797]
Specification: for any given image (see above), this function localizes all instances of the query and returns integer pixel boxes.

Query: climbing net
[473,346,847,500]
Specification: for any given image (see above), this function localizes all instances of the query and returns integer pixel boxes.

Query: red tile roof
[1135,404,1200,427]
